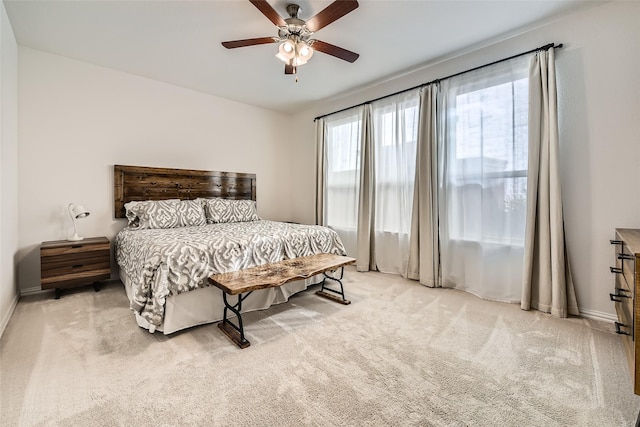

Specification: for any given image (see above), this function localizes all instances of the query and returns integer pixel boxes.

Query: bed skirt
[120,268,322,335]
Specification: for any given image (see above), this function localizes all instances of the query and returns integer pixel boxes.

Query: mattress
[115,220,347,332]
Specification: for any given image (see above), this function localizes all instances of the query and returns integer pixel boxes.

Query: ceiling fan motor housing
[282,4,309,39]
[286,4,301,18]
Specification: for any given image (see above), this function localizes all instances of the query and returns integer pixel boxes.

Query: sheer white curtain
[371,90,420,274]
[439,56,530,302]
[324,108,364,258]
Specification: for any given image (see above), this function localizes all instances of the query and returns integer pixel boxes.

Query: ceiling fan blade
[284,64,295,74]
[222,37,277,49]
[305,0,359,33]
[311,40,359,63]
[249,0,286,27]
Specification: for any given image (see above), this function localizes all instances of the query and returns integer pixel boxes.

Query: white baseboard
[20,278,121,297]
[20,286,48,296]
[579,308,617,323]
[9,284,623,330]
[0,292,19,340]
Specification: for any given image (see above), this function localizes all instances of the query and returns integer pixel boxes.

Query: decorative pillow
[175,199,207,227]
[198,198,260,223]
[125,199,206,229]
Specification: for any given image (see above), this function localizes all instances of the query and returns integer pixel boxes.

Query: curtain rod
[314,42,563,121]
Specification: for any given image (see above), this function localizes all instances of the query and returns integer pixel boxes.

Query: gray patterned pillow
[125,199,206,229]
[176,199,207,227]
[198,198,260,223]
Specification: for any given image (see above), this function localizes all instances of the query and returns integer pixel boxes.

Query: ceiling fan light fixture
[291,41,313,66]
[292,56,308,67]
[297,41,313,60]
[276,39,296,63]
[282,40,294,53]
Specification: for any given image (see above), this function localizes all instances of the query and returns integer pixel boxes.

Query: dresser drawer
[619,248,637,295]
[614,265,632,294]
[614,273,634,330]
[615,306,635,379]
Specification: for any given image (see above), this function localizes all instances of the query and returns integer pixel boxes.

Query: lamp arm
[72,216,79,238]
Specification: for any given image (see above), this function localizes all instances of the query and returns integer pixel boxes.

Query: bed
[113,165,347,334]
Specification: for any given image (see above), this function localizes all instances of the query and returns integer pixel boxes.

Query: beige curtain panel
[521,48,579,317]
[407,85,440,286]
[356,105,376,272]
[314,118,326,226]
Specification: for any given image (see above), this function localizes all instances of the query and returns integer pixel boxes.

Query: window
[328,121,360,173]
[439,56,530,302]
[324,109,362,231]
[444,64,529,245]
[372,94,419,234]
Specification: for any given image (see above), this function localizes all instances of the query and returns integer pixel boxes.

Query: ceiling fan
[222,0,359,77]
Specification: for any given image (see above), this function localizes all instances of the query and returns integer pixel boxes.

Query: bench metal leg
[218,291,252,349]
[316,267,351,305]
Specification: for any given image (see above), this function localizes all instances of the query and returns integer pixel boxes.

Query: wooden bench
[208,253,356,348]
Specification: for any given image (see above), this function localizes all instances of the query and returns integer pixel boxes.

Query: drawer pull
[610,293,631,302]
[618,253,635,260]
[610,267,622,274]
[610,240,623,245]
[615,322,631,336]
[72,264,84,268]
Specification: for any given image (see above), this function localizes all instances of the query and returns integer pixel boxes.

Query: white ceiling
[4,0,597,113]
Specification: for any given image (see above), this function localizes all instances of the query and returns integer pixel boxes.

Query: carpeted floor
[1,268,639,426]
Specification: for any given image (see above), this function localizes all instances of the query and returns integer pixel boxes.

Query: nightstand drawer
[41,249,109,270]
[41,259,111,279]
[41,269,111,289]
[40,242,110,258]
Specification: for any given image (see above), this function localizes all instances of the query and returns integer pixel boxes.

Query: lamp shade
[276,40,296,63]
[68,203,90,241]
[296,42,313,61]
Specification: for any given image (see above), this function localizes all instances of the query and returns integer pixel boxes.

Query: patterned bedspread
[114,220,347,327]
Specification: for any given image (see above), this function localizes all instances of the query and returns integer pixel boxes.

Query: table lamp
[68,203,90,241]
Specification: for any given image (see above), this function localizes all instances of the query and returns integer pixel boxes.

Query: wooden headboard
[114,165,257,218]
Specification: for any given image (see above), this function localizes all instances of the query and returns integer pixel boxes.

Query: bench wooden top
[208,253,356,295]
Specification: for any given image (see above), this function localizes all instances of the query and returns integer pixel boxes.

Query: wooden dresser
[610,228,640,395]
[40,237,111,299]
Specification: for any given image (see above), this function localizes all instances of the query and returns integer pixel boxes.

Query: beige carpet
[1,268,638,426]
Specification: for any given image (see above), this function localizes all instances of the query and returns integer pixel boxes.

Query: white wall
[289,1,640,320]
[17,47,293,293]
[0,0,19,337]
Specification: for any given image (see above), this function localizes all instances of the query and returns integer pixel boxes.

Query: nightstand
[40,237,111,299]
